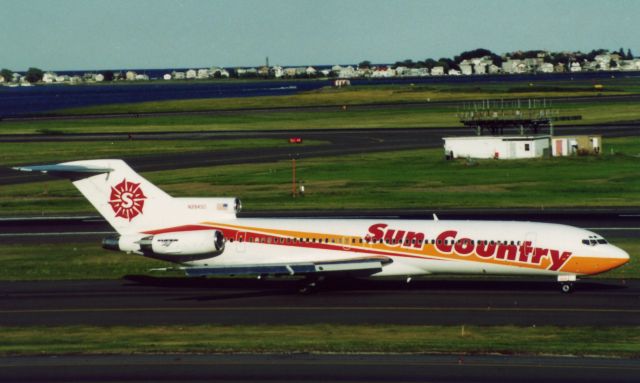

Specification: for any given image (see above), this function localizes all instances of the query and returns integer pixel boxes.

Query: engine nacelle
[103,230,225,262]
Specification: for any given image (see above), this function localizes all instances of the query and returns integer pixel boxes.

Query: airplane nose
[612,246,630,265]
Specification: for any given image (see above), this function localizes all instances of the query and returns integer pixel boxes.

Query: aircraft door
[235,232,246,253]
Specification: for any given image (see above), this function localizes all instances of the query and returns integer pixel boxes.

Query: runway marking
[2,306,640,314]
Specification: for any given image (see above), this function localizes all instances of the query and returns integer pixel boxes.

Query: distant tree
[421,58,438,69]
[490,54,503,66]
[618,47,625,58]
[1,68,13,82]
[586,49,608,61]
[25,67,44,83]
[628,48,634,59]
[393,59,416,69]
[549,52,571,66]
[358,60,372,69]
[454,48,494,63]
[437,58,458,71]
[213,70,222,79]
[101,70,114,82]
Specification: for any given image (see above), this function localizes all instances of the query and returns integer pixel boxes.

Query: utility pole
[290,153,299,197]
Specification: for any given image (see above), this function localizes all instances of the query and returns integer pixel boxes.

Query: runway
[3,353,639,383]
[2,123,638,185]
[1,277,638,326]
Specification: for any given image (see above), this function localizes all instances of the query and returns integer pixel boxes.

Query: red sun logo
[109,179,147,221]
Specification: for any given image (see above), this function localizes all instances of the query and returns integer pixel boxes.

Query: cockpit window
[582,238,608,246]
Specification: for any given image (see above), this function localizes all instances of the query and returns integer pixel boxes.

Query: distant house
[487,64,501,74]
[0,75,4,83]
[135,74,149,81]
[474,63,488,75]
[125,71,137,81]
[619,59,640,71]
[172,71,186,80]
[371,66,395,78]
[448,69,461,76]
[459,60,473,75]
[94,73,105,82]
[197,69,210,79]
[539,63,554,73]
[271,66,284,78]
[186,69,197,79]
[338,66,357,78]
[569,62,582,72]
[431,66,444,76]
[306,66,317,76]
[163,73,172,80]
[42,72,56,83]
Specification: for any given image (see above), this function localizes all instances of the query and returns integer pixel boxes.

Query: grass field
[2,100,640,135]
[3,137,639,215]
[2,324,639,357]
[59,78,640,115]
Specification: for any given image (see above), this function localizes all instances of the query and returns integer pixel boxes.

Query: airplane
[14,159,629,293]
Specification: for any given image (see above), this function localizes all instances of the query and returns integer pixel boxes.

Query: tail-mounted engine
[103,230,225,262]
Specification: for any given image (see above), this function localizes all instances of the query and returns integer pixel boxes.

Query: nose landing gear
[558,275,577,294]
[560,282,574,294]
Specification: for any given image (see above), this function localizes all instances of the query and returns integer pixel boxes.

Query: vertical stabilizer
[15,159,172,234]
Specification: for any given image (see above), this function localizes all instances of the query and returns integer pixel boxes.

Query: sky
[1,0,638,71]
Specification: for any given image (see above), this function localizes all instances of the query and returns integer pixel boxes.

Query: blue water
[1,71,638,117]
[0,81,326,117]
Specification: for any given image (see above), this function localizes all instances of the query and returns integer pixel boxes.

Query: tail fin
[15,159,172,234]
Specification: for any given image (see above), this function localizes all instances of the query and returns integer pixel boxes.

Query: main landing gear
[558,275,577,294]
[298,276,325,294]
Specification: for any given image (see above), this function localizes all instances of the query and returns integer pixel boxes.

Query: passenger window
[597,239,607,244]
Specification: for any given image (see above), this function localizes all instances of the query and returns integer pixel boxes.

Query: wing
[181,256,393,278]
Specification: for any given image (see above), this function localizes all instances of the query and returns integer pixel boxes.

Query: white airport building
[443,136,551,160]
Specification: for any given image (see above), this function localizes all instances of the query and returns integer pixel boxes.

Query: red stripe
[141,224,445,262]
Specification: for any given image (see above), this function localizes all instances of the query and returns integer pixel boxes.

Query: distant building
[172,71,186,80]
[163,73,172,80]
[539,63,554,73]
[42,72,57,83]
[431,66,444,76]
[443,136,550,160]
[197,68,209,79]
[552,135,602,156]
[125,71,137,81]
[569,62,582,72]
[459,60,473,75]
[333,78,351,87]
[186,69,197,79]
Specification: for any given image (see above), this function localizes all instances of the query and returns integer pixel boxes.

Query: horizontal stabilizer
[183,257,392,277]
[13,164,113,178]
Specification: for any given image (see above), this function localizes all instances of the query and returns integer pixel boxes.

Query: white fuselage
[141,217,629,278]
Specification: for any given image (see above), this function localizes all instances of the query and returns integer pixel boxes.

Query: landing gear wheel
[298,276,325,295]
[560,282,574,294]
